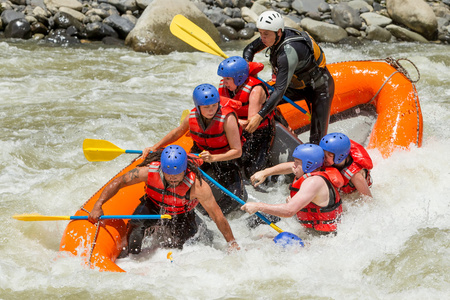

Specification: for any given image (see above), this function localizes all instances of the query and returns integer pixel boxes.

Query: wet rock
[331,3,363,29]
[125,0,220,54]
[103,14,134,39]
[387,0,438,40]
[4,18,31,39]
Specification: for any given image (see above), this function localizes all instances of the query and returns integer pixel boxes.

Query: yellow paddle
[170,15,311,119]
[83,139,143,162]
[13,213,171,221]
[180,109,189,124]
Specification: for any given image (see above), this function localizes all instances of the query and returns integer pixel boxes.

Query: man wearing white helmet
[243,11,335,145]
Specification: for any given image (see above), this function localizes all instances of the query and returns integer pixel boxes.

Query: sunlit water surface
[0,39,449,299]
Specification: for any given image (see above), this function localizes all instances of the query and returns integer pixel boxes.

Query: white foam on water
[1,41,449,299]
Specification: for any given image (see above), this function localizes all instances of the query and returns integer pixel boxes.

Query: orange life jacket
[188,102,244,154]
[289,167,344,232]
[340,140,373,194]
[145,161,198,215]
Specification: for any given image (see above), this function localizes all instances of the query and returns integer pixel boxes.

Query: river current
[0,39,449,299]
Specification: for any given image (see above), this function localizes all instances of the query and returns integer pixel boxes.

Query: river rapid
[0,39,449,299]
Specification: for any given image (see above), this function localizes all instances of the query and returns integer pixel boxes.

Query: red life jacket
[188,102,244,154]
[340,140,373,194]
[218,62,273,129]
[145,161,198,215]
[289,167,344,232]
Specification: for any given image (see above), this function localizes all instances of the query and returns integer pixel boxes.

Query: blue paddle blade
[273,232,304,247]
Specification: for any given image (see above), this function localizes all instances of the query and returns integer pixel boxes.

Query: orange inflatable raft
[279,58,423,157]
[59,58,423,272]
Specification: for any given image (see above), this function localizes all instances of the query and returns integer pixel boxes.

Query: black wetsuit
[243,29,335,144]
[127,194,200,254]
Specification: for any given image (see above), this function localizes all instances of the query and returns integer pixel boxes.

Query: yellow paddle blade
[170,14,228,59]
[83,139,126,162]
[13,214,71,221]
[180,109,190,124]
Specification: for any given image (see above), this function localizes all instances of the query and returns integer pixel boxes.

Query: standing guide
[242,11,335,144]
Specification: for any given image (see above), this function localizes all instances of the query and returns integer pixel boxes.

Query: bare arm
[250,162,295,187]
[88,167,148,223]
[242,176,326,217]
[142,116,190,158]
[351,170,373,198]
[191,177,239,251]
[200,113,242,163]
[247,85,267,119]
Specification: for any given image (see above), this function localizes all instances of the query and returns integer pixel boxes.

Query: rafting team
[88,11,374,256]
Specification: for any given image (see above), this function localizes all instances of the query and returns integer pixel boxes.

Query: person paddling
[242,144,344,234]
[142,84,247,216]
[88,145,239,256]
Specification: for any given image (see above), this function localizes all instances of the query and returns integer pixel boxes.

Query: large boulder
[301,17,348,43]
[386,0,438,40]
[125,0,220,54]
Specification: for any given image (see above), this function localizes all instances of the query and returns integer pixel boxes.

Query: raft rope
[79,206,102,267]
[76,157,142,268]
[88,220,101,268]
[337,57,422,147]
[367,57,420,104]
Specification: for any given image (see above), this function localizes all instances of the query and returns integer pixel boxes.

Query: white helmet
[257,11,284,32]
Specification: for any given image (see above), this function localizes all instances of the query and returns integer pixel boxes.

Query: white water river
[0,39,449,299]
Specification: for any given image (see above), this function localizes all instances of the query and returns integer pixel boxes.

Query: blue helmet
[217,56,249,86]
[319,133,351,164]
[193,84,220,110]
[160,145,187,175]
[292,143,324,173]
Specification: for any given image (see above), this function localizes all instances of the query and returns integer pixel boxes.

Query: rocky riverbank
[0,0,449,49]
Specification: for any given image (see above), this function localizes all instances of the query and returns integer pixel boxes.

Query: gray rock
[346,26,362,36]
[360,12,392,27]
[331,3,363,29]
[225,17,246,31]
[386,0,437,40]
[45,28,80,44]
[238,26,255,39]
[125,0,221,54]
[385,24,429,42]
[366,24,391,41]
[86,21,118,39]
[292,0,326,15]
[301,17,348,42]
[1,10,26,26]
[347,0,373,13]
[4,18,31,39]
[103,14,134,39]
[217,25,239,40]
[53,12,84,32]
[105,0,139,14]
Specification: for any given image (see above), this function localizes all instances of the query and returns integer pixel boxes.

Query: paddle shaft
[74,215,169,220]
[13,214,171,221]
